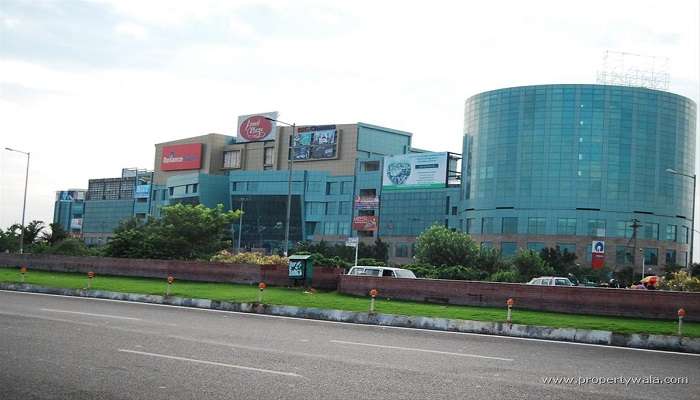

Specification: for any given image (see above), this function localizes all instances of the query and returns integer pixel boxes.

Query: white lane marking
[4,290,699,358]
[118,349,303,378]
[41,308,141,321]
[330,340,513,361]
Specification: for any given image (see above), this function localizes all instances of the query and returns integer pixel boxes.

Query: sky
[1,0,699,234]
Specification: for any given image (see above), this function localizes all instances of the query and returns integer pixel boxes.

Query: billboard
[134,184,151,198]
[352,215,378,231]
[382,152,448,191]
[354,196,380,210]
[292,125,338,161]
[70,218,83,230]
[56,190,86,201]
[237,111,278,142]
[591,240,605,269]
[160,143,203,171]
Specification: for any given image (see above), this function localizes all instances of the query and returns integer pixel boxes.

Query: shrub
[658,271,700,292]
[211,250,287,265]
[488,268,520,282]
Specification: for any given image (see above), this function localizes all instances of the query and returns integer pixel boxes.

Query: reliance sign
[237,111,278,142]
[160,143,203,171]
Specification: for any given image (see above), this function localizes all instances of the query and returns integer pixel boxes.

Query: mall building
[54,84,697,270]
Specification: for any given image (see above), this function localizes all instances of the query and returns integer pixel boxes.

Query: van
[347,266,417,278]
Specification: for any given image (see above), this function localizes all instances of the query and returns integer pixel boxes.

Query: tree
[0,228,20,253]
[105,204,240,260]
[41,223,69,245]
[9,220,45,246]
[512,250,553,282]
[414,225,479,267]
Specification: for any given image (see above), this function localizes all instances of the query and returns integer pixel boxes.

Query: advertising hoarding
[134,184,151,198]
[382,152,448,191]
[292,125,338,161]
[352,215,378,231]
[237,112,278,142]
[160,143,203,171]
[591,240,605,269]
[70,218,83,230]
[354,196,380,209]
[56,190,86,201]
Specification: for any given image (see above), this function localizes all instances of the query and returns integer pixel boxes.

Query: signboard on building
[56,190,86,201]
[591,240,605,269]
[292,125,338,161]
[237,112,278,142]
[70,218,83,230]
[160,143,203,171]
[134,184,151,198]
[382,152,448,191]
[352,215,378,231]
[354,196,380,209]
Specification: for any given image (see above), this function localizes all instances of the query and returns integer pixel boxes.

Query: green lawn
[1,267,697,338]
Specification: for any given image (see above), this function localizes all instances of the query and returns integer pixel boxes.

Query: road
[0,290,697,400]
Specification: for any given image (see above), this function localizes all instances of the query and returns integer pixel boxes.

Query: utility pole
[630,218,642,281]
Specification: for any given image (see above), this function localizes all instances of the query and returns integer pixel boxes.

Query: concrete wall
[338,275,700,322]
[0,254,343,290]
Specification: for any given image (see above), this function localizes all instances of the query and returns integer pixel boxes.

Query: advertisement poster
[354,196,380,209]
[56,190,86,201]
[160,143,203,171]
[292,125,338,161]
[70,218,83,230]
[591,240,605,269]
[134,184,151,198]
[237,112,278,142]
[352,215,378,231]
[382,152,448,191]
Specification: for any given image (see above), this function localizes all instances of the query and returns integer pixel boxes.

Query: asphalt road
[0,290,698,400]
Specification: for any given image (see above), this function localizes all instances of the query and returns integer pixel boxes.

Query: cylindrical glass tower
[461,84,697,271]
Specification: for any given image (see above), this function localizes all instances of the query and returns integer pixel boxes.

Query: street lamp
[4,147,30,254]
[666,168,696,273]
[265,117,295,256]
[236,197,249,253]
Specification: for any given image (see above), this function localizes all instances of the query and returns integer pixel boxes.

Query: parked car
[347,266,417,278]
[527,276,575,286]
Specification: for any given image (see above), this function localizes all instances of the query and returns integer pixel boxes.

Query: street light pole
[265,117,296,256]
[5,147,30,254]
[237,197,247,253]
[666,168,696,275]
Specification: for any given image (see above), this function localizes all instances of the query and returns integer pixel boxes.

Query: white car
[527,276,575,286]
[347,266,417,278]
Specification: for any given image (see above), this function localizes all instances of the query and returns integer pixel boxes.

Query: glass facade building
[461,84,697,269]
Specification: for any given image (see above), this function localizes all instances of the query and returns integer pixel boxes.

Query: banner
[134,184,151,198]
[70,218,83,230]
[237,112,278,142]
[382,152,448,191]
[591,240,605,269]
[352,215,378,231]
[354,196,379,209]
[161,143,203,171]
[292,125,338,161]
[56,190,86,201]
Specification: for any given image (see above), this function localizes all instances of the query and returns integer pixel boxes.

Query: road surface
[0,290,697,399]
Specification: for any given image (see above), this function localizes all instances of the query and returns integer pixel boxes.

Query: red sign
[591,253,605,269]
[160,144,202,171]
[353,215,378,231]
[238,114,275,142]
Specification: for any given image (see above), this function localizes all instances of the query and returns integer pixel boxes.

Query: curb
[3,283,698,354]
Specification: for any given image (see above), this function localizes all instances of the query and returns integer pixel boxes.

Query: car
[527,276,575,286]
[347,266,417,278]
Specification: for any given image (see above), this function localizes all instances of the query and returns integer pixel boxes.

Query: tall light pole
[265,117,295,256]
[666,168,696,274]
[5,147,30,254]
[236,197,249,253]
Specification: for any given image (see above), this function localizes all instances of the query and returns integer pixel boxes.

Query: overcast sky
[1,0,699,232]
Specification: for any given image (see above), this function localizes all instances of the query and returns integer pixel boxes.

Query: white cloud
[114,22,149,40]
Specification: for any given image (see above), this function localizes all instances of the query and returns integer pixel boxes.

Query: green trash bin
[288,254,314,287]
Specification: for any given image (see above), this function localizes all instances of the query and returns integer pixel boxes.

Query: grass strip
[1,267,697,338]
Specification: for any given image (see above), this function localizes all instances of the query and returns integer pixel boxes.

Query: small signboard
[346,237,359,247]
[288,260,304,278]
[591,240,605,269]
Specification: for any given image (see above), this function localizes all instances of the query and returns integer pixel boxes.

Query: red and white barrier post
[506,298,514,324]
[166,276,174,296]
[678,308,686,336]
[258,282,267,303]
[369,289,378,314]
